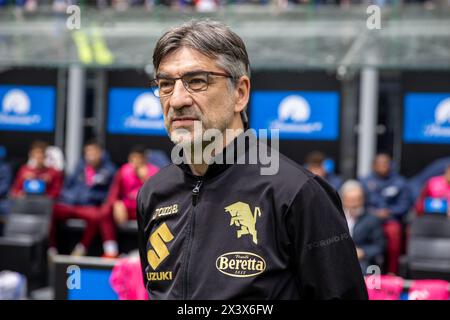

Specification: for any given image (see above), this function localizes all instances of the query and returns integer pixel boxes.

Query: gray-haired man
[137,19,368,300]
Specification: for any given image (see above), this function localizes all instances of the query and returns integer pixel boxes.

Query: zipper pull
[192,180,203,206]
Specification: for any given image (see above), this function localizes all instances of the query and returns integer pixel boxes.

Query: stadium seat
[0,197,53,289]
[399,216,450,281]
[62,218,138,256]
[8,196,53,217]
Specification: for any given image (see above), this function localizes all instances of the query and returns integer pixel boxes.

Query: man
[360,153,411,274]
[304,151,343,191]
[103,145,159,226]
[98,146,159,259]
[10,141,63,199]
[137,20,367,300]
[49,140,117,257]
[340,180,385,273]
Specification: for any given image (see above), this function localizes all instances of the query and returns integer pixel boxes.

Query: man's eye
[159,80,174,89]
[188,77,207,86]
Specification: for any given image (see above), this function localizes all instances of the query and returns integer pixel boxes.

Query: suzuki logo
[147,222,174,270]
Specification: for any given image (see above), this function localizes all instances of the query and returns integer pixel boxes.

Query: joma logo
[152,204,179,221]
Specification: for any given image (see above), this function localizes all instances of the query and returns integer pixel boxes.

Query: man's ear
[234,76,250,113]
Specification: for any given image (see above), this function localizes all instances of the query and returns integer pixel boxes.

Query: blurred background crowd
[1,141,449,273]
[0,0,445,13]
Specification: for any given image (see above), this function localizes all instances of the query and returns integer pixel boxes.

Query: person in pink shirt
[103,146,159,226]
[415,163,450,216]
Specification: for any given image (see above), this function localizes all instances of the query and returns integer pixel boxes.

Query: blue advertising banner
[250,91,339,140]
[0,85,55,132]
[68,269,118,300]
[403,93,450,144]
[107,88,166,136]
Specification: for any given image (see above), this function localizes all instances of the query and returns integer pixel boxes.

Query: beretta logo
[216,252,266,278]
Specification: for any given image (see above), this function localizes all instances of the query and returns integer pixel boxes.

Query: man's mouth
[171,117,199,128]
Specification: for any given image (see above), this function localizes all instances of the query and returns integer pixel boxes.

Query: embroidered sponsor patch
[216,252,266,278]
[151,204,179,222]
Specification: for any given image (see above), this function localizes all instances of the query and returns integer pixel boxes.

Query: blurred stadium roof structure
[0,4,450,76]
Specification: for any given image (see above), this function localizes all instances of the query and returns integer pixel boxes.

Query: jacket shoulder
[266,151,316,191]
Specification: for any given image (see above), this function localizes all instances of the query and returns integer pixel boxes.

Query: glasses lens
[150,80,160,97]
[150,87,160,98]
[157,79,175,96]
[184,73,208,92]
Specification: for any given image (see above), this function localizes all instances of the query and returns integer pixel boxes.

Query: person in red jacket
[102,146,159,226]
[95,146,159,259]
[415,163,450,216]
[10,141,63,199]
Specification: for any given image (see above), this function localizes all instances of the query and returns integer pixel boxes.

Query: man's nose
[169,79,193,110]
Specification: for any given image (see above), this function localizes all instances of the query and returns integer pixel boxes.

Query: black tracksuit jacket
[137,136,368,300]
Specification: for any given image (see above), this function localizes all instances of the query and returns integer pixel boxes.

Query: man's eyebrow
[156,70,207,79]
[182,70,208,76]
[155,72,171,79]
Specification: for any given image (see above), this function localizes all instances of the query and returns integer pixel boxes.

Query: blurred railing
[0,4,449,72]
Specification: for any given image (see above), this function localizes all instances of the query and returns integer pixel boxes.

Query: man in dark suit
[340,180,385,273]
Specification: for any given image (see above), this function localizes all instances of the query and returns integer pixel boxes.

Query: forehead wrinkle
[157,47,221,78]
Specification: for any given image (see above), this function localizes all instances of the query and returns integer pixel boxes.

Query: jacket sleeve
[358,217,385,262]
[47,170,64,199]
[10,166,26,197]
[58,164,82,204]
[387,181,412,218]
[88,190,108,204]
[63,163,82,190]
[0,164,12,198]
[284,177,368,300]
[414,181,430,216]
[101,170,122,215]
[136,187,149,295]
[88,164,117,204]
[106,169,122,205]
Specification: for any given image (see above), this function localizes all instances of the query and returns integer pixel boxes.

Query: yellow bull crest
[224,202,261,245]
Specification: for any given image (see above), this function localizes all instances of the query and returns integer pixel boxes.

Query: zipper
[182,179,203,299]
[192,180,203,207]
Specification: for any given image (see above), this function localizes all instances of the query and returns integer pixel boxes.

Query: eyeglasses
[150,71,233,98]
